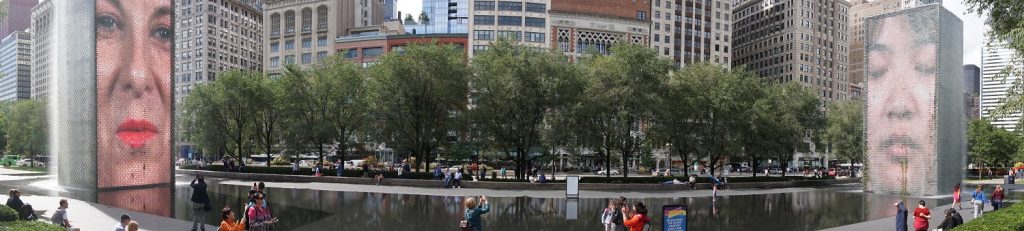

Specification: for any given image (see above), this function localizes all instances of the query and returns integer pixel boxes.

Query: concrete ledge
[177,169,860,191]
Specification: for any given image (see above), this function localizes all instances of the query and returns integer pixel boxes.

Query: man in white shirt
[113,214,131,231]
[51,199,81,231]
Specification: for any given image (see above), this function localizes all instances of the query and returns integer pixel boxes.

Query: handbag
[459,219,470,231]
[203,202,212,212]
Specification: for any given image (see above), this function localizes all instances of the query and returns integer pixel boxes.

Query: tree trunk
[750,158,757,177]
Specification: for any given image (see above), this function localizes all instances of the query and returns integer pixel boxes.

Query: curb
[177,169,860,191]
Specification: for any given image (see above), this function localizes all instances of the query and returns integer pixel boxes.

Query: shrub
[0,205,18,222]
[953,202,1023,231]
[0,221,67,231]
[480,178,566,183]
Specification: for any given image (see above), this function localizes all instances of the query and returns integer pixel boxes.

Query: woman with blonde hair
[126,221,139,231]
[461,196,491,231]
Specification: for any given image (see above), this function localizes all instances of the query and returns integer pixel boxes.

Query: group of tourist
[894,182,1006,231]
[600,196,650,231]
[4,188,141,231]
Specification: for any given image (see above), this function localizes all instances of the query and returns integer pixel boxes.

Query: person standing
[952,183,963,210]
[611,198,626,231]
[622,202,650,231]
[335,160,343,177]
[434,165,443,180]
[190,176,210,231]
[971,185,987,218]
[895,200,908,231]
[362,161,370,178]
[500,167,507,179]
[454,169,464,188]
[246,194,279,231]
[601,200,615,231]
[219,207,247,231]
[462,196,491,231]
[913,200,930,231]
[991,184,1005,210]
[291,160,300,175]
[114,214,131,231]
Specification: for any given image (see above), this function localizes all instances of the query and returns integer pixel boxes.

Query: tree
[968,119,1017,178]
[577,42,673,177]
[681,65,760,177]
[280,56,369,164]
[967,1,1024,121]
[253,76,284,166]
[5,100,46,166]
[181,70,262,162]
[469,39,582,180]
[181,83,229,159]
[823,100,865,168]
[760,82,824,177]
[369,42,469,172]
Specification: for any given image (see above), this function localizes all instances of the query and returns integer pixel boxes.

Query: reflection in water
[170,179,995,231]
[0,177,1009,231]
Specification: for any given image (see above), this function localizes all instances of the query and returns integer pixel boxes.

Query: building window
[363,47,383,58]
[285,11,295,33]
[301,53,312,64]
[473,45,489,51]
[654,35,659,42]
[654,22,660,30]
[498,1,523,11]
[270,42,279,52]
[525,32,544,43]
[474,1,495,11]
[474,30,494,40]
[525,17,545,28]
[498,16,522,26]
[637,11,646,20]
[302,37,312,48]
[498,31,521,41]
[474,15,495,25]
[285,40,295,50]
[344,49,357,58]
[317,6,328,30]
[525,3,545,12]
[284,55,295,64]
[317,51,328,61]
[318,36,328,47]
[270,57,280,67]
[301,8,312,32]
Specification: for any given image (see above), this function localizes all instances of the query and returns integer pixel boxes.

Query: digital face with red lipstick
[95,0,173,188]
[865,14,937,194]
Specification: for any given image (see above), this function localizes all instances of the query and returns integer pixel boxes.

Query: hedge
[0,205,17,222]
[181,165,436,179]
[578,175,835,184]
[952,202,1024,231]
[0,221,67,231]
[479,178,566,183]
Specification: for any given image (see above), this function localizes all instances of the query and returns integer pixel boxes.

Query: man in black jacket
[190,175,210,231]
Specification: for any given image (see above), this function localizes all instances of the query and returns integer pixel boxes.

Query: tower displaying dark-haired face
[53,0,173,190]
[864,4,963,196]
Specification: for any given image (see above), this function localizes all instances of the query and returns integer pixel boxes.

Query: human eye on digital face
[96,0,123,39]
[149,7,173,51]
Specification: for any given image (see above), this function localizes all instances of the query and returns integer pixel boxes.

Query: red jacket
[624,213,650,231]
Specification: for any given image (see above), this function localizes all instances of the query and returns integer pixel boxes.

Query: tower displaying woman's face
[95,0,173,188]
[865,14,937,194]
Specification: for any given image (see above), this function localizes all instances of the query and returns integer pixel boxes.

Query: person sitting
[937,208,962,230]
[538,172,547,183]
[20,204,36,221]
[688,175,698,190]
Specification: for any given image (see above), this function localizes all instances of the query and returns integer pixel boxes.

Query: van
[0,155,20,166]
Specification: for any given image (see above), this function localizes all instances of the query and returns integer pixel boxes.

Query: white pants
[973,200,984,218]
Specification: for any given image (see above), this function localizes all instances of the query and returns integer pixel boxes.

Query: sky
[394,0,986,65]
[395,0,423,21]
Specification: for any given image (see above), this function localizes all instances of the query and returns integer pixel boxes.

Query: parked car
[15,159,41,167]
[597,169,620,175]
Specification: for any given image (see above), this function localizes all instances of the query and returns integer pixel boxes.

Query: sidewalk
[822,201,992,231]
[0,195,217,231]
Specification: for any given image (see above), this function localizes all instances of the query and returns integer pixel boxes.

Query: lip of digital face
[865,14,937,190]
[95,0,173,188]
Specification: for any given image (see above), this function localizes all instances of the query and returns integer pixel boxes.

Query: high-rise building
[964,64,980,119]
[384,0,397,21]
[409,0,469,34]
[263,0,384,76]
[0,0,38,39]
[651,0,732,69]
[980,39,1022,130]
[174,0,264,104]
[732,0,851,104]
[30,0,51,100]
[467,0,551,58]
[0,31,32,101]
